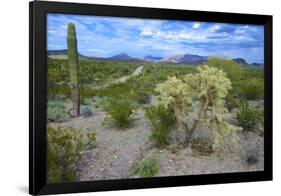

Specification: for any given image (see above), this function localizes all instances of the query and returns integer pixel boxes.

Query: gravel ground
[58,107,153,181]
[53,105,264,181]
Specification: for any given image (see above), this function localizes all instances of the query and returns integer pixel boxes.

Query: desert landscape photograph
[46,13,264,183]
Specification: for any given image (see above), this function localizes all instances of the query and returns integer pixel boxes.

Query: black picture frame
[29,1,273,195]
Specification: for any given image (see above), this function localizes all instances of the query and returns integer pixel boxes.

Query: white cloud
[233,35,255,42]
[140,29,153,36]
[209,25,221,32]
[47,14,264,63]
[192,22,201,29]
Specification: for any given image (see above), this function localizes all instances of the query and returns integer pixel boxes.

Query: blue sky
[47,13,264,64]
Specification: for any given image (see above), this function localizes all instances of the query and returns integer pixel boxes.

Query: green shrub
[80,86,96,101]
[105,96,135,127]
[81,105,93,117]
[135,156,159,177]
[207,57,243,81]
[47,84,70,100]
[86,132,97,149]
[240,78,264,99]
[207,57,244,95]
[47,101,69,122]
[134,91,151,104]
[47,126,96,183]
[145,105,176,147]
[236,101,263,132]
[94,97,109,110]
[82,98,94,106]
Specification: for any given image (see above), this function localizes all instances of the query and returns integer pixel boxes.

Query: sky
[47,13,264,64]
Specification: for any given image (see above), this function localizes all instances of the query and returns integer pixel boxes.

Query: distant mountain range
[142,55,162,61]
[107,53,135,61]
[47,49,263,68]
[160,54,209,65]
[47,49,87,59]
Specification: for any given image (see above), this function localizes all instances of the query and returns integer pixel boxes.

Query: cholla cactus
[156,65,240,148]
[156,76,192,131]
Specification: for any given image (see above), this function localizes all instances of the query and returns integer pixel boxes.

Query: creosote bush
[145,105,176,147]
[47,101,69,122]
[236,101,263,132]
[47,126,96,183]
[105,96,135,127]
[155,65,241,149]
[135,156,159,177]
[240,78,264,99]
[207,57,243,82]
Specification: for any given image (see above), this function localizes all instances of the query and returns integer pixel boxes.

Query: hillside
[47,49,263,67]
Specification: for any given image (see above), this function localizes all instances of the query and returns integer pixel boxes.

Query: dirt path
[116,66,143,83]
[93,65,144,89]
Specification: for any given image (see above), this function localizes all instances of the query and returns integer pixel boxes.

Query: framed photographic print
[29,1,272,195]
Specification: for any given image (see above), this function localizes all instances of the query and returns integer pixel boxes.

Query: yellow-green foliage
[47,126,96,183]
[207,57,244,95]
[156,65,241,149]
[145,105,176,147]
[156,76,192,113]
[104,96,135,127]
[184,65,232,103]
[207,57,243,82]
[155,75,192,136]
[236,101,264,132]
[211,118,240,151]
[240,78,264,99]
[207,57,264,100]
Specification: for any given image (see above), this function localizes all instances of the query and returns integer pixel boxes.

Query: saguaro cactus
[67,23,80,116]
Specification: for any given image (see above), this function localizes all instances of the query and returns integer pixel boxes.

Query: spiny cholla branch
[155,65,241,148]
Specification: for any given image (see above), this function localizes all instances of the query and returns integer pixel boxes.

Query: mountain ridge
[47,49,263,67]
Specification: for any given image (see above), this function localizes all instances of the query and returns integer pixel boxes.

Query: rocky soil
[53,104,264,181]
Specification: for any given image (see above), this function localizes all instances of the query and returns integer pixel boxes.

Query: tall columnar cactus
[67,23,80,116]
